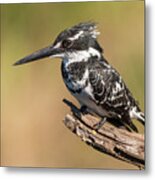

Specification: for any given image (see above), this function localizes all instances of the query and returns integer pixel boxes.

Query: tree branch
[63,99,145,169]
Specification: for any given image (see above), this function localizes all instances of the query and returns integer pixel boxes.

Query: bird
[14,22,145,132]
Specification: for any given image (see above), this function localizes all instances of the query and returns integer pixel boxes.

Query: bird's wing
[88,58,137,118]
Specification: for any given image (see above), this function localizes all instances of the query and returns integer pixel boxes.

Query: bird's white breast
[62,50,109,118]
[73,82,110,118]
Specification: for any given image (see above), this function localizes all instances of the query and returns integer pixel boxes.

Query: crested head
[54,22,100,43]
[53,22,103,56]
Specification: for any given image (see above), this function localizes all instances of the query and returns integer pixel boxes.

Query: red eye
[62,39,72,48]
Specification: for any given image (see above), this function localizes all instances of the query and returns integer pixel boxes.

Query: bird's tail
[137,111,145,125]
[129,106,145,126]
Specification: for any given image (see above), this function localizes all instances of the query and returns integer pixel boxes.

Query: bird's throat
[62,47,101,67]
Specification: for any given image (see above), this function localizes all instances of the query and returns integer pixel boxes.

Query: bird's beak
[13,45,61,66]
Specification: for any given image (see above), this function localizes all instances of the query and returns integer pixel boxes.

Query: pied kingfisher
[14,22,145,132]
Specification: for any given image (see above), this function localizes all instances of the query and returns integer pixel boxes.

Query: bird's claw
[93,117,107,131]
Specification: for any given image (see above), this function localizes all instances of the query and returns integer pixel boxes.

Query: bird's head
[14,22,103,66]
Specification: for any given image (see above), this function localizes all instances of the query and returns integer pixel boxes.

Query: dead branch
[63,99,145,169]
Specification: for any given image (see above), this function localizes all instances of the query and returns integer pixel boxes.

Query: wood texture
[63,99,145,169]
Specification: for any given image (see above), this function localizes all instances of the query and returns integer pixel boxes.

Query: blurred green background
[1,1,144,169]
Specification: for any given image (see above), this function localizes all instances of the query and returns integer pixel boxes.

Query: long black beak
[13,45,60,66]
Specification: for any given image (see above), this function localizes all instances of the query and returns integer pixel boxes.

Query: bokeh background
[1,1,144,169]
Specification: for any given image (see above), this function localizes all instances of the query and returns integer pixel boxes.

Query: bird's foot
[93,117,107,131]
[80,105,88,115]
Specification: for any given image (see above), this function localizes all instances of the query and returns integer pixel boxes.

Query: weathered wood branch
[63,99,145,169]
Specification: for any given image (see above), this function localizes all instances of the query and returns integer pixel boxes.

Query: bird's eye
[62,39,72,48]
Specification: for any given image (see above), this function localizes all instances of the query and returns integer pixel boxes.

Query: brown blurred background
[1,1,144,169]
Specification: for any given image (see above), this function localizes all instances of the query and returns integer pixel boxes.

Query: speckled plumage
[58,22,145,132]
[61,52,144,132]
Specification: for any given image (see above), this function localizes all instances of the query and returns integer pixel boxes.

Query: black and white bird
[14,22,145,132]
